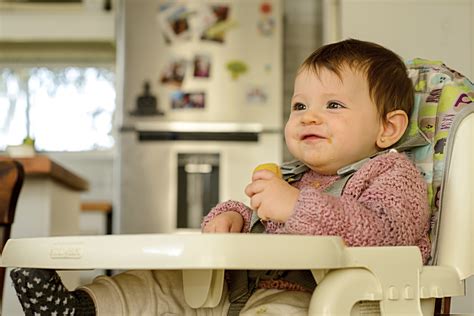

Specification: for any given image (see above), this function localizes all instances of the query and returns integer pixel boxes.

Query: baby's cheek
[284,132,294,149]
[284,122,292,141]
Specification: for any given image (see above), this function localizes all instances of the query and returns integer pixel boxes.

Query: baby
[10,38,430,315]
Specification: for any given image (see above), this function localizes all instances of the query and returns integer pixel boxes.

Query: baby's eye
[292,102,306,111]
[326,101,345,109]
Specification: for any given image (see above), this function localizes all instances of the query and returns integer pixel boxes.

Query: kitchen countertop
[0,154,89,191]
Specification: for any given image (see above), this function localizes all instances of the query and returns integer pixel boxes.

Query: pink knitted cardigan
[202,152,431,291]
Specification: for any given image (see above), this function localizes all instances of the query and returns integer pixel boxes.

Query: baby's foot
[10,268,95,315]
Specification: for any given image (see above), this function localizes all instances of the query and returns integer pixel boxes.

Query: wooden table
[0,155,88,191]
[0,155,89,314]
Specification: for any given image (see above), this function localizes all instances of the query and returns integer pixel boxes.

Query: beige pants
[79,270,311,316]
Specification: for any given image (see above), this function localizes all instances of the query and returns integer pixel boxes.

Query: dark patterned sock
[10,268,96,316]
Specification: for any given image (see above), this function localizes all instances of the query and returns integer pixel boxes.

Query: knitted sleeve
[282,153,430,259]
[201,200,254,232]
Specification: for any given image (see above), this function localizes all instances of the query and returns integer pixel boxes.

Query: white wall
[323,0,474,79]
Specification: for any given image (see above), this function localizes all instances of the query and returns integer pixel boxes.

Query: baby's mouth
[300,133,333,144]
[301,133,325,141]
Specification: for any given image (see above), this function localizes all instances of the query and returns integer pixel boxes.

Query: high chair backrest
[437,109,474,279]
[403,59,474,275]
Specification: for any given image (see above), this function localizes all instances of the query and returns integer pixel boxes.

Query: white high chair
[1,60,473,315]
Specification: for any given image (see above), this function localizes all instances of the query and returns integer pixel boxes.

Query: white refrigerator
[116,0,283,233]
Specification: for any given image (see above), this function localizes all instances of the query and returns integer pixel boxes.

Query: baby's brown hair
[300,38,414,121]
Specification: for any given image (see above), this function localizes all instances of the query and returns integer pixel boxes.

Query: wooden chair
[0,160,24,299]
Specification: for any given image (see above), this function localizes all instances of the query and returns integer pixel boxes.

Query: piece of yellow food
[253,163,282,178]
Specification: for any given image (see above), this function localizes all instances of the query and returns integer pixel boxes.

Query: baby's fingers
[229,221,242,233]
[202,222,216,233]
[252,169,276,182]
[245,180,265,198]
[203,212,243,233]
[249,193,262,211]
[214,222,233,233]
[203,221,231,233]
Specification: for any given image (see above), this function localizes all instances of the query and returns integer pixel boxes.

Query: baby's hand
[245,164,299,223]
[202,211,244,233]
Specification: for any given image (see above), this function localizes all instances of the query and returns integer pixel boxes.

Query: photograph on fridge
[170,91,206,109]
[158,3,193,43]
[200,5,232,43]
[160,57,187,87]
[193,54,212,78]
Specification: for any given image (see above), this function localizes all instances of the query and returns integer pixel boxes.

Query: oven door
[118,122,282,233]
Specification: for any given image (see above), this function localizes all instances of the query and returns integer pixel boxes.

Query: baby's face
[285,66,383,174]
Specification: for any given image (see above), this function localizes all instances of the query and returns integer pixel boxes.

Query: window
[0,65,115,151]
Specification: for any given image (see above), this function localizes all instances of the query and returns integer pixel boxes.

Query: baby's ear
[376,110,409,149]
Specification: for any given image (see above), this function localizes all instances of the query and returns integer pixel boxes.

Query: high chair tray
[1,233,349,270]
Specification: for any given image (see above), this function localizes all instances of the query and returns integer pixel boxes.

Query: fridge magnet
[171,91,206,109]
[160,58,187,87]
[260,1,272,14]
[257,1,275,37]
[189,5,217,39]
[201,5,233,43]
[257,16,275,37]
[226,60,248,80]
[246,85,268,104]
[158,4,193,44]
[193,54,212,78]
[203,19,238,41]
[130,81,164,116]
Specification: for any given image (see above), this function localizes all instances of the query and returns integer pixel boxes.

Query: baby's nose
[301,109,323,124]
